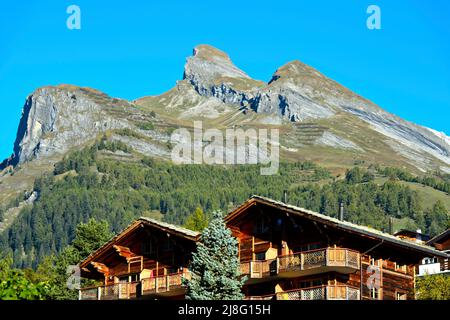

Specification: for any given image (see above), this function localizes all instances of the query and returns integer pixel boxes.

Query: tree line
[0,139,448,269]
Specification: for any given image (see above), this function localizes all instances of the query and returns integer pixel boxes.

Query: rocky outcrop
[183,45,261,108]
[2,86,130,167]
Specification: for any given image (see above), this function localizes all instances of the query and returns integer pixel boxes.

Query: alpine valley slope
[0,44,449,231]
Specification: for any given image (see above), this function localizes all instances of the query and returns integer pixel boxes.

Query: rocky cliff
[1,86,133,168]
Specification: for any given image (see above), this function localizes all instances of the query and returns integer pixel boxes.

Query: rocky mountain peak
[269,60,325,84]
[183,44,251,86]
[192,44,231,62]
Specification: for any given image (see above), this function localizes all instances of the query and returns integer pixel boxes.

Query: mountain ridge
[1,44,449,186]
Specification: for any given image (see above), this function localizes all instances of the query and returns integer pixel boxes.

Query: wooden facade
[79,217,199,300]
[78,196,447,300]
[225,196,446,300]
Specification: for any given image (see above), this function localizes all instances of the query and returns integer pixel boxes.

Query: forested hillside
[0,137,448,268]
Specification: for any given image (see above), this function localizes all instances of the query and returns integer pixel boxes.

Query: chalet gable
[225,195,447,259]
[79,217,200,277]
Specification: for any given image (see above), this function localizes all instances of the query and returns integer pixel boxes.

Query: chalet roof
[139,217,200,240]
[79,217,200,268]
[427,229,450,246]
[225,195,448,258]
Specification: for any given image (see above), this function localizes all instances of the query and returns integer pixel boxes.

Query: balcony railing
[240,247,360,279]
[240,260,275,278]
[141,271,190,294]
[79,281,140,300]
[79,271,190,300]
[245,285,360,301]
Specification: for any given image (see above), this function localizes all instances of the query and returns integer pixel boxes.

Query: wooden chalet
[226,196,447,300]
[78,195,447,300]
[79,217,200,300]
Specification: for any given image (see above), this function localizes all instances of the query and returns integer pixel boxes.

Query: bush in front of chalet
[185,210,245,300]
[0,255,48,300]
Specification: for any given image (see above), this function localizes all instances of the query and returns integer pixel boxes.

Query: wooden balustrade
[79,271,190,300]
[141,272,186,294]
[245,285,360,301]
[241,247,361,279]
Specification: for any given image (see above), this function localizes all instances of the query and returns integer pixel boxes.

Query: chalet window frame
[370,287,380,300]
[118,273,139,283]
[161,238,174,252]
[293,242,322,253]
[422,257,437,265]
[255,252,266,261]
[395,291,407,300]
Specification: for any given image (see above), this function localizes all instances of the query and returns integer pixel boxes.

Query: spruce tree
[186,211,245,300]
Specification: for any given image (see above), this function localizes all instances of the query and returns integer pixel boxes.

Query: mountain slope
[1,44,449,231]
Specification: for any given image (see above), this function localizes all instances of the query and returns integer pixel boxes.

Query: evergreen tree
[72,218,113,259]
[345,167,363,184]
[426,201,449,236]
[186,211,245,300]
[183,207,209,232]
[40,218,113,300]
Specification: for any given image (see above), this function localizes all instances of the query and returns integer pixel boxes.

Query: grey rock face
[251,86,335,121]
[184,46,335,122]
[183,45,259,109]
[8,86,129,166]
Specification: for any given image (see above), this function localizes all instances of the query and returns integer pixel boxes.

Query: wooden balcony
[245,285,360,300]
[79,271,189,300]
[141,271,190,297]
[240,247,360,281]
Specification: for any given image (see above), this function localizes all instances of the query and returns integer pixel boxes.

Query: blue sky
[0,0,449,161]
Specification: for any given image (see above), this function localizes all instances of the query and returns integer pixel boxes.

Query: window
[161,239,173,252]
[299,279,323,288]
[130,274,139,282]
[167,267,179,275]
[119,274,139,283]
[311,280,323,287]
[370,287,380,299]
[422,257,437,265]
[396,292,407,300]
[142,240,155,255]
[294,242,321,253]
[255,216,269,234]
[255,252,265,261]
